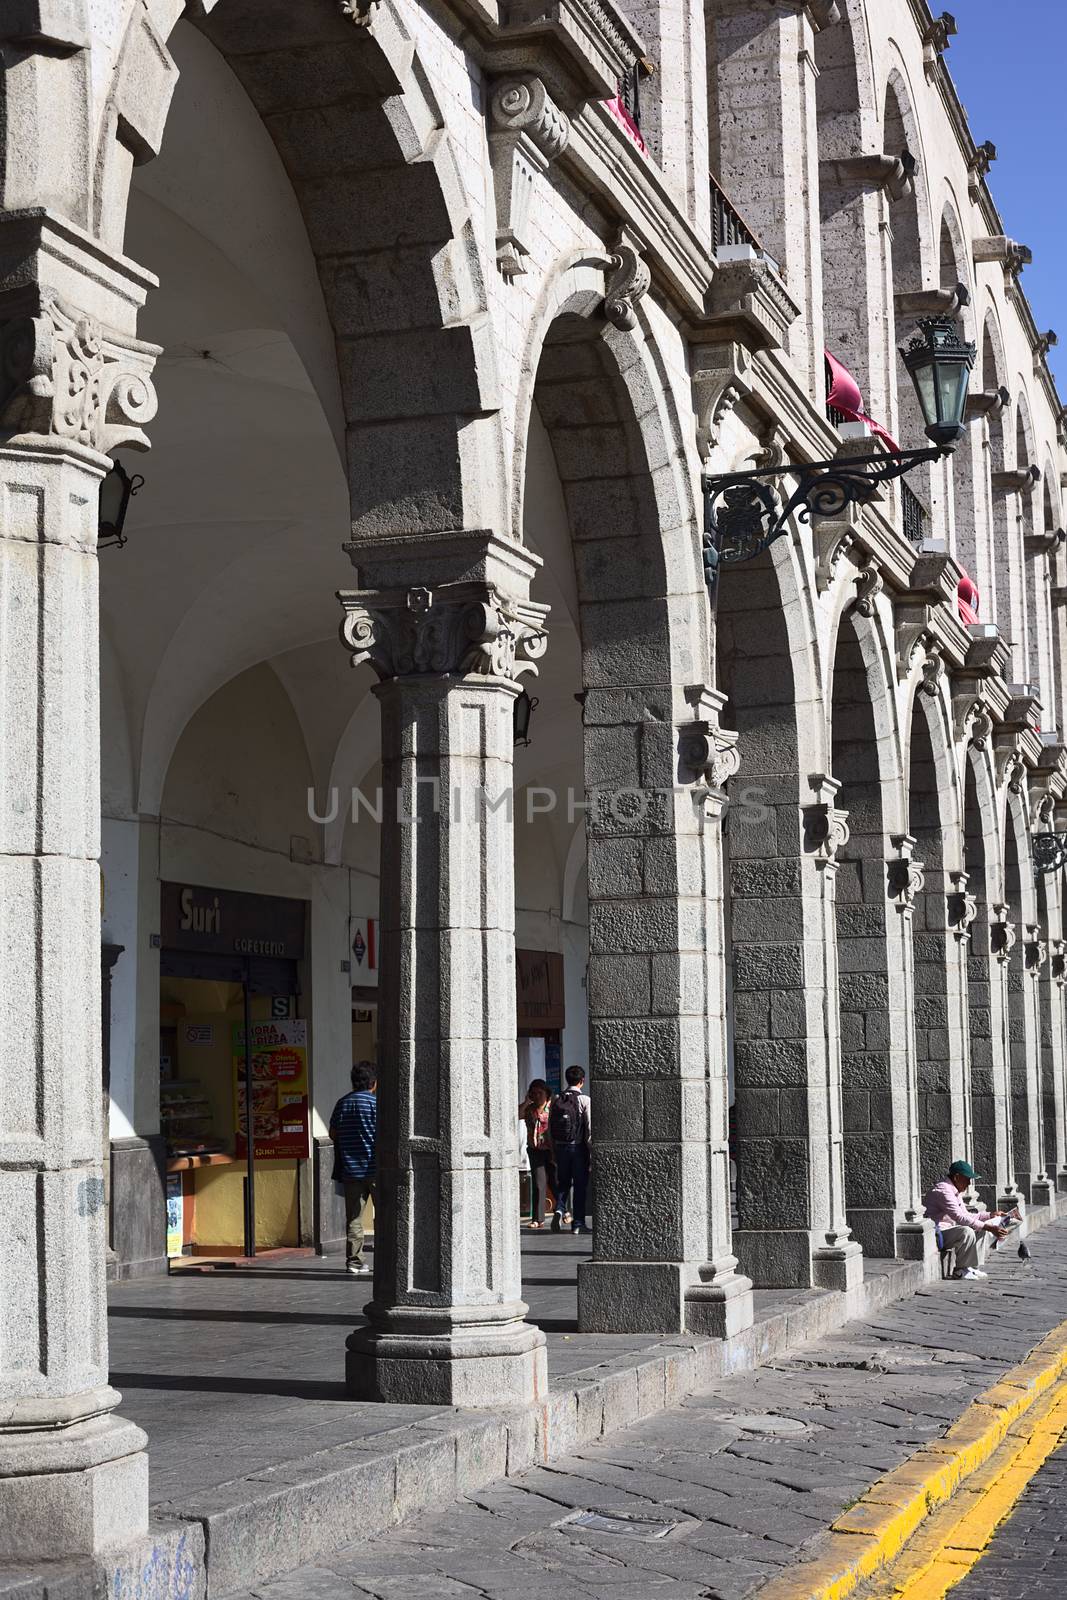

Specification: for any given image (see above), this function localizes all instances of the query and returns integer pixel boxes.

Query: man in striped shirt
[330,1061,377,1277]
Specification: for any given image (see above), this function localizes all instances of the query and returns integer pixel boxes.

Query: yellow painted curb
[753,1314,1067,1600]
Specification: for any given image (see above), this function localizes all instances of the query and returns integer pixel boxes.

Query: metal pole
[243,971,256,1258]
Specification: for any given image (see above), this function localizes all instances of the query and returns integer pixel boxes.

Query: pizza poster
[232,1019,310,1160]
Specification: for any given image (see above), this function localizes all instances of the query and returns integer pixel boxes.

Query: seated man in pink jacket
[923,1160,1016,1281]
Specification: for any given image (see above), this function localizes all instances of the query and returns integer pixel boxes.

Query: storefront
[159,881,310,1260]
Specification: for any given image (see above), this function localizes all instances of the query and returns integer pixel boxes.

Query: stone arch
[904,679,970,1191]
[1004,786,1046,1199]
[829,600,922,1259]
[963,742,1013,1207]
[518,280,749,1333]
[95,0,504,540]
[1035,867,1066,1195]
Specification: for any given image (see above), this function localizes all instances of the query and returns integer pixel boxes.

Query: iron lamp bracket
[702,444,948,590]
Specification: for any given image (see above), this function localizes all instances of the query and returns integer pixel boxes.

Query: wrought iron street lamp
[513,686,538,746]
[98,459,143,550]
[702,316,977,588]
[1034,833,1067,877]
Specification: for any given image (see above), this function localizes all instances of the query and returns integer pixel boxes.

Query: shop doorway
[159,882,308,1263]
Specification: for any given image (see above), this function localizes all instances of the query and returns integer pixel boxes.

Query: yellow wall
[192,1161,299,1249]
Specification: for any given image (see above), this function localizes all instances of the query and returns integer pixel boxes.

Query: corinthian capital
[0,292,158,455]
[338,582,549,682]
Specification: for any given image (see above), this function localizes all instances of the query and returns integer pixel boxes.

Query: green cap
[948,1160,981,1182]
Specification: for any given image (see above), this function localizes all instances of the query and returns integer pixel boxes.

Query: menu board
[232,1019,310,1160]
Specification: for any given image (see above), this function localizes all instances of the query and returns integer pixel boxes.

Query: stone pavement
[951,1441,1067,1600]
[108,1231,854,1504]
[210,1220,1067,1600]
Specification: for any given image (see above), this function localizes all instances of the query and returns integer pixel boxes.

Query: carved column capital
[990,903,1017,964]
[803,773,849,867]
[947,869,978,942]
[678,721,740,792]
[1051,939,1067,987]
[0,292,158,456]
[488,76,570,279]
[888,834,925,916]
[1024,924,1048,977]
[338,582,549,682]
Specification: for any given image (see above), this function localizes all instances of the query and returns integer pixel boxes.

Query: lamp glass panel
[937,363,971,427]
[912,364,938,428]
[99,468,126,530]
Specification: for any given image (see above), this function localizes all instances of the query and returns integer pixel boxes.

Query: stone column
[0,273,157,1556]
[913,866,971,1191]
[706,0,826,396]
[338,535,549,1407]
[1050,938,1067,1192]
[885,836,935,1260]
[731,771,861,1290]
[988,905,1023,1212]
[1023,926,1054,1210]
[577,688,753,1336]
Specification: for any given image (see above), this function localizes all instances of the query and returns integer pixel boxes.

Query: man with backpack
[550,1065,591,1235]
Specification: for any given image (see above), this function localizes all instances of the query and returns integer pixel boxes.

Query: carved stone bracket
[1024,923,1048,977]
[974,235,1032,278]
[0,292,158,454]
[488,77,570,279]
[692,345,752,463]
[888,834,925,916]
[992,464,1041,494]
[814,516,858,594]
[994,733,1028,796]
[1051,938,1067,987]
[990,903,1017,965]
[803,773,850,866]
[965,384,1011,423]
[678,721,740,791]
[603,231,651,330]
[952,690,994,750]
[850,556,884,619]
[922,11,957,77]
[338,582,549,681]
[947,869,978,943]
[339,0,382,26]
[969,141,997,180]
[821,151,915,202]
[895,609,936,683]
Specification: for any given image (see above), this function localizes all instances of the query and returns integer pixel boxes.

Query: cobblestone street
[213,1223,1067,1600]
[952,1443,1067,1600]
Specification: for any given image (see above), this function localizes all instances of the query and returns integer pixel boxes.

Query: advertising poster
[351,917,378,985]
[232,1019,310,1160]
[165,1175,184,1258]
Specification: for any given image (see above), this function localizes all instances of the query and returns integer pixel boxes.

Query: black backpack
[549,1089,583,1145]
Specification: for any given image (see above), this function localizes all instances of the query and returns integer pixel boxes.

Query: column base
[733,1228,864,1291]
[998,1188,1025,1215]
[1029,1177,1055,1213]
[812,1235,865,1292]
[895,1215,938,1263]
[1056,1169,1067,1196]
[346,1302,547,1407]
[578,1259,753,1337]
[0,1411,148,1562]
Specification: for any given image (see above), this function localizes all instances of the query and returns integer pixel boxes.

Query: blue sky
[947,1,1066,393]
